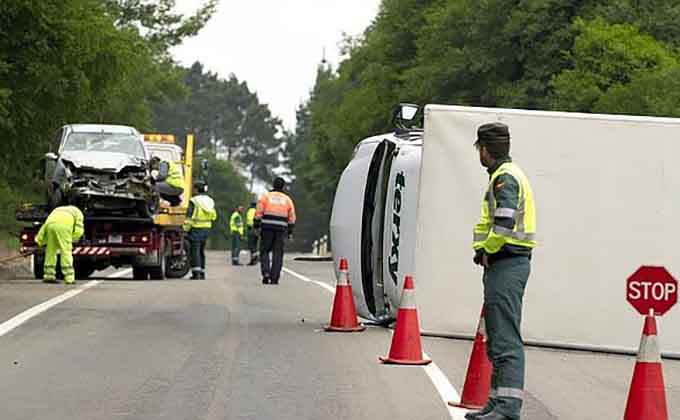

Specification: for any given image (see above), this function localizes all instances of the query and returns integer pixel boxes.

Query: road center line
[282,266,468,420]
[0,268,132,337]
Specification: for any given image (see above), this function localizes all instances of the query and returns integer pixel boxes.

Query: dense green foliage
[0,0,280,251]
[292,0,680,245]
[153,62,283,190]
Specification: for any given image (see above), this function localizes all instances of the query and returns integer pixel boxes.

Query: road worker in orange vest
[254,177,296,285]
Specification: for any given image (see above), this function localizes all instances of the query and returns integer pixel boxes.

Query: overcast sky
[172,0,381,131]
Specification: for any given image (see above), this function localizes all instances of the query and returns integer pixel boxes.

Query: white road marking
[0,268,133,337]
[282,267,335,293]
[283,266,469,420]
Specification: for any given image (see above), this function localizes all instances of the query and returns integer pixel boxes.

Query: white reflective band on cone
[638,334,662,363]
[399,289,417,309]
[337,270,349,286]
[497,387,523,400]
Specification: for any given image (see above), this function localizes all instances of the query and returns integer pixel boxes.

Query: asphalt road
[0,251,678,420]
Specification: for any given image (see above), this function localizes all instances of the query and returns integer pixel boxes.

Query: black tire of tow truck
[148,255,165,280]
[75,263,95,280]
[33,254,45,279]
[132,266,149,280]
[164,238,191,279]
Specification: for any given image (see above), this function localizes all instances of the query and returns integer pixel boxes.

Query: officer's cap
[475,122,510,148]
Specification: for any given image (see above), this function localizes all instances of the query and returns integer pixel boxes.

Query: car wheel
[132,266,149,280]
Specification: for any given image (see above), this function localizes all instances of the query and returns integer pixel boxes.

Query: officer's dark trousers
[231,234,241,264]
[247,229,258,263]
[483,256,530,420]
[188,229,209,277]
[260,229,285,282]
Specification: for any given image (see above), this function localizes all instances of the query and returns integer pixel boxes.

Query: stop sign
[626,266,678,316]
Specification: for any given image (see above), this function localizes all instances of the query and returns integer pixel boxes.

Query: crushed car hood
[61,151,146,173]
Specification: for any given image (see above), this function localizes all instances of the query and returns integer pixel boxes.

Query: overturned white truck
[330,104,680,356]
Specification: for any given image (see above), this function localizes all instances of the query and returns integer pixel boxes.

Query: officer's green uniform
[473,157,536,420]
[245,206,258,265]
[35,206,84,284]
[229,210,244,265]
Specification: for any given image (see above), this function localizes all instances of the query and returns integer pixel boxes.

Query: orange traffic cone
[379,276,431,365]
[623,314,669,420]
[449,306,492,409]
[324,258,365,332]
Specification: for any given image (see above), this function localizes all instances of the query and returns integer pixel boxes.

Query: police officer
[183,182,217,279]
[245,201,258,265]
[151,156,184,206]
[254,177,296,285]
[229,206,245,265]
[35,205,84,284]
[467,123,536,420]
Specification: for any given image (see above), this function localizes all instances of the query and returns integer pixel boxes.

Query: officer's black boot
[190,270,201,280]
[464,403,494,419]
[477,411,511,420]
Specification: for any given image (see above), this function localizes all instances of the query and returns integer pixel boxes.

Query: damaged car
[44,124,159,217]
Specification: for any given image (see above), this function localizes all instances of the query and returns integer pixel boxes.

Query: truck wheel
[33,254,45,279]
[132,266,149,280]
[148,254,165,280]
[75,263,95,280]
[165,238,191,279]
[137,195,159,218]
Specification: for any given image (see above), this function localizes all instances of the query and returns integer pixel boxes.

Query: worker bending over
[229,206,244,265]
[467,123,537,420]
[183,182,217,279]
[35,205,84,284]
[255,177,296,285]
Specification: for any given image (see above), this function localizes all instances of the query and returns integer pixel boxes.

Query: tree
[152,62,283,192]
[103,0,219,53]
[551,18,680,115]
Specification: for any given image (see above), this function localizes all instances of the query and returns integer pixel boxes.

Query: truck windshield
[63,133,145,158]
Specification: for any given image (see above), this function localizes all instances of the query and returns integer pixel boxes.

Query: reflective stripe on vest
[474,162,536,248]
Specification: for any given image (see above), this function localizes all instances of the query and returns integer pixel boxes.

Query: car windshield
[63,133,145,158]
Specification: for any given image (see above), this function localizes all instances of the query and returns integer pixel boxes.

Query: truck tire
[148,253,165,280]
[132,266,149,280]
[75,262,95,280]
[165,238,191,279]
[33,254,44,279]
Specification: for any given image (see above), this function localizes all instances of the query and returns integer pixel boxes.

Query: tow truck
[17,133,199,280]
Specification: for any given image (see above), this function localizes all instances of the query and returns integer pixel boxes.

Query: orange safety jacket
[255,190,296,232]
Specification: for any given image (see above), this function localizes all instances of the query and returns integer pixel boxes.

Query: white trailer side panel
[415,105,680,354]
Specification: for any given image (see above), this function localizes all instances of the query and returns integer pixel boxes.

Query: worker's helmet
[273,177,286,191]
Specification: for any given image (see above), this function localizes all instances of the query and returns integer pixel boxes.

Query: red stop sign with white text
[626,266,678,316]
